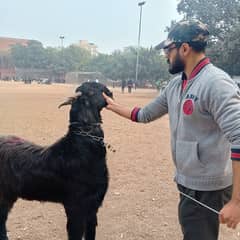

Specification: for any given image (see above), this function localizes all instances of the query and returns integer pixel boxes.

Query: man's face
[164,43,185,74]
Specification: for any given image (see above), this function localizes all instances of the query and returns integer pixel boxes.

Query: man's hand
[219,199,240,229]
[103,92,115,110]
[102,92,132,119]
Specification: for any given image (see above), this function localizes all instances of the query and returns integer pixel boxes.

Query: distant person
[133,81,137,90]
[103,19,240,240]
[127,79,133,93]
[121,79,126,93]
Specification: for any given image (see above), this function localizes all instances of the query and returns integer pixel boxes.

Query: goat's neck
[66,122,105,149]
[68,122,104,137]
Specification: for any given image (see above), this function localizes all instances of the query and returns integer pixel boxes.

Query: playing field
[0,81,237,239]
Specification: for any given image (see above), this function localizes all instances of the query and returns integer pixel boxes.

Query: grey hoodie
[137,63,240,191]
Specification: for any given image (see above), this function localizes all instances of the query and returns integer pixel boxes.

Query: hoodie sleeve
[206,74,240,161]
[131,84,169,123]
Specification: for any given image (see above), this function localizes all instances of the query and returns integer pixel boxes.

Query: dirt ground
[0,81,239,240]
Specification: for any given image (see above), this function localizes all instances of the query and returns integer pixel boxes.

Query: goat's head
[59,82,113,125]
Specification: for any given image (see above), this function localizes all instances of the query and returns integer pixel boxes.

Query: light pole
[59,35,65,83]
[59,35,65,50]
[135,1,146,85]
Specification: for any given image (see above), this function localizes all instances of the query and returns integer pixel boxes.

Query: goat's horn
[58,92,82,109]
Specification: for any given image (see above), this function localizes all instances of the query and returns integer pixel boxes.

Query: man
[121,79,126,93]
[103,19,240,240]
[127,79,133,93]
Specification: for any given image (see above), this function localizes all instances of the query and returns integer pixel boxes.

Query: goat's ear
[58,92,82,108]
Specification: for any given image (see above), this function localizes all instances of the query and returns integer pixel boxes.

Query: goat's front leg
[0,203,13,240]
[84,213,97,240]
[64,205,86,240]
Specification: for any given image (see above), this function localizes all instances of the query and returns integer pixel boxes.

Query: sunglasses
[163,42,182,55]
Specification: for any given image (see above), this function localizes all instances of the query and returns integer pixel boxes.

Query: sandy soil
[0,81,239,240]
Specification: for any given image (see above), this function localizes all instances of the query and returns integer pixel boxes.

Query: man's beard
[168,52,185,74]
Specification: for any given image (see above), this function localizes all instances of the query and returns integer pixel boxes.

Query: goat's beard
[168,52,185,74]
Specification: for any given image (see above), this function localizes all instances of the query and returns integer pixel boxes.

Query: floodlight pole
[135,1,146,85]
[59,35,65,50]
[59,35,65,83]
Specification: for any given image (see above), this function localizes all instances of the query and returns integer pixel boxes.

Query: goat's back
[0,135,108,206]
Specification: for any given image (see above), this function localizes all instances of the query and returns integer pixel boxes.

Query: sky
[0,0,182,54]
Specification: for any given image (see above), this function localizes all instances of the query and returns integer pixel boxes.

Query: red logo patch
[183,99,194,115]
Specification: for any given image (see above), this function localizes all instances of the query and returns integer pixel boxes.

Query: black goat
[0,82,113,240]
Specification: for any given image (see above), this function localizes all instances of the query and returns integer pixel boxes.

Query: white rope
[179,191,220,215]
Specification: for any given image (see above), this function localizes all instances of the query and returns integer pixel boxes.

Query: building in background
[0,37,60,82]
[0,37,30,80]
[0,37,29,54]
[0,37,100,82]
[74,40,98,56]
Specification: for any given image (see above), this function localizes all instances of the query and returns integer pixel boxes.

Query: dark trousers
[177,184,232,240]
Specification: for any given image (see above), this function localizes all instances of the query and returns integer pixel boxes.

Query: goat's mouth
[105,90,113,99]
[107,93,113,100]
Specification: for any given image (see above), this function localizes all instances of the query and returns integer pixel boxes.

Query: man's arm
[205,76,240,228]
[219,161,240,229]
[231,161,240,202]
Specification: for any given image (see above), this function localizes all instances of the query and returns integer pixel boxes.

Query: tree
[63,45,91,72]
[11,40,47,69]
[221,23,240,75]
[177,0,240,75]
[10,42,170,87]
[87,47,170,87]
[177,0,240,41]
[11,43,91,74]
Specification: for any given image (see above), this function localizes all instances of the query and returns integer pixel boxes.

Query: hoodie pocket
[176,140,204,176]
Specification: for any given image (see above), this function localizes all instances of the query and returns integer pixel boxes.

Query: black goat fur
[0,82,113,240]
